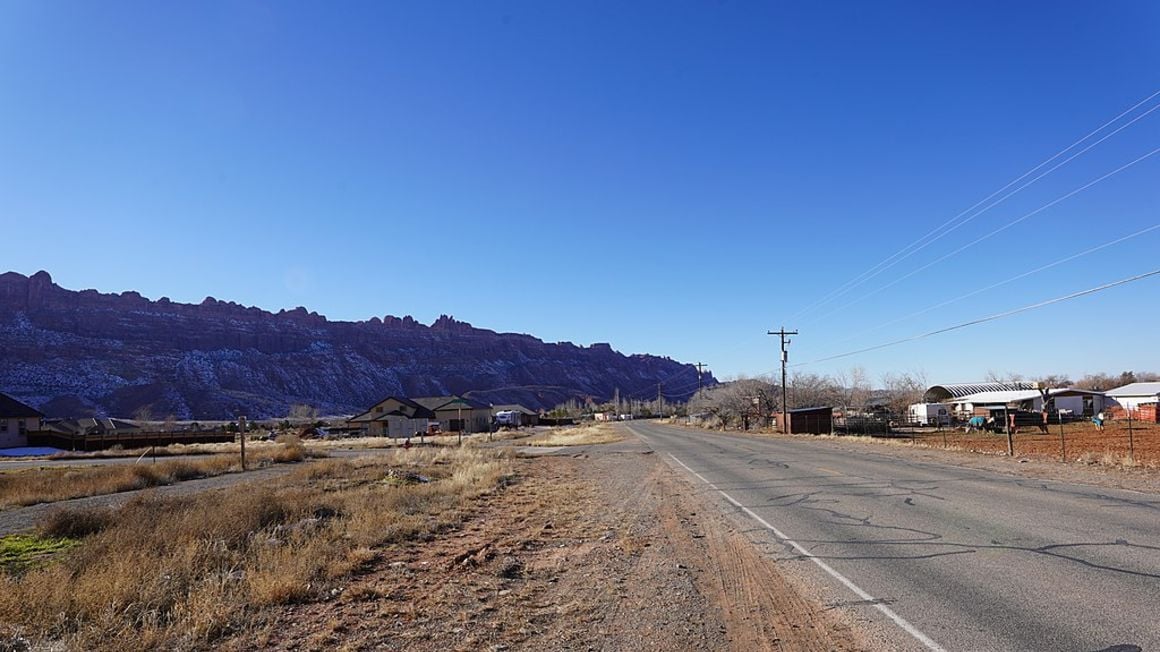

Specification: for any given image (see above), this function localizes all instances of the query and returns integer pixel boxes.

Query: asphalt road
[626,421,1160,652]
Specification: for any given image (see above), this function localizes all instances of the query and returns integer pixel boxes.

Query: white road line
[667,452,947,652]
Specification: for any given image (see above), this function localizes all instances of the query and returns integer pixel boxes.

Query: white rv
[909,402,951,426]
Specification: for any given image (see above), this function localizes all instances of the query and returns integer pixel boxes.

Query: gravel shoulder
[222,437,866,651]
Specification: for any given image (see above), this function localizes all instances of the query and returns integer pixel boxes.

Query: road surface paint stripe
[668,453,947,652]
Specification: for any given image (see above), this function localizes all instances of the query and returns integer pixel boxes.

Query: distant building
[923,382,1037,403]
[0,392,44,448]
[412,396,492,433]
[782,407,833,435]
[43,418,142,438]
[346,396,436,438]
[491,404,540,427]
[949,388,1108,418]
[1105,382,1160,412]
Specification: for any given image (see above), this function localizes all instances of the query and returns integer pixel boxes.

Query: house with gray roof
[412,396,492,433]
[1105,382,1160,412]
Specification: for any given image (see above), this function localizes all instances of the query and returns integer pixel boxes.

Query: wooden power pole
[695,362,708,397]
[768,328,798,433]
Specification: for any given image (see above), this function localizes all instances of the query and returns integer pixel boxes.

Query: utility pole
[768,328,798,434]
[657,382,663,417]
[238,415,247,471]
[695,362,707,397]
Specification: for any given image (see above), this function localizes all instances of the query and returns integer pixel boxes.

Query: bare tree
[1034,373,1073,388]
[1074,370,1159,390]
[880,371,928,415]
[985,370,1025,384]
[288,404,319,422]
[687,378,778,430]
[133,405,153,428]
[841,366,872,412]
[787,372,842,409]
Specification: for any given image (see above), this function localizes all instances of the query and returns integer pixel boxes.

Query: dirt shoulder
[225,439,865,651]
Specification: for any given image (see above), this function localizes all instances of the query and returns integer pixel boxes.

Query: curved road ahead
[626,421,1160,652]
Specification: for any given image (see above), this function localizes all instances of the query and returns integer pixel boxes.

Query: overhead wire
[594,91,1160,401]
[805,145,1160,324]
[791,268,1160,367]
[826,222,1160,345]
[787,88,1160,324]
[798,101,1160,329]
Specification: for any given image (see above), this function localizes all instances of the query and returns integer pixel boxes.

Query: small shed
[783,407,833,435]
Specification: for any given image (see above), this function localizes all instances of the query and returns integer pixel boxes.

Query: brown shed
[783,406,833,435]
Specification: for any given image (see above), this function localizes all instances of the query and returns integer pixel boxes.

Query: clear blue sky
[2,1,1158,389]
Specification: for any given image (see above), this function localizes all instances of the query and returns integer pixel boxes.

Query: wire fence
[882,414,1160,466]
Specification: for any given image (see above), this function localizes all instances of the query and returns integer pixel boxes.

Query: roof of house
[44,418,140,435]
[371,398,436,421]
[951,390,1041,404]
[925,382,1037,401]
[412,396,490,411]
[0,393,44,419]
[787,406,833,414]
[1105,382,1160,397]
[951,387,1102,405]
[348,396,435,422]
[493,404,537,415]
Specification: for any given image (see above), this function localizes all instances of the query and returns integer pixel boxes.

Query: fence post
[1128,411,1135,462]
[1058,411,1066,463]
[1005,406,1014,456]
[239,416,247,471]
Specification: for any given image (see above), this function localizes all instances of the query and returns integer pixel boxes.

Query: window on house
[0,421,7,433]
[18,420,26,435]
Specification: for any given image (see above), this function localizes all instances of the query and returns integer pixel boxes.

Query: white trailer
[494,410,521,428]
[909,402,951,426]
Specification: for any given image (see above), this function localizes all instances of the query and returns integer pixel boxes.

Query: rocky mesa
[0,271,712,419]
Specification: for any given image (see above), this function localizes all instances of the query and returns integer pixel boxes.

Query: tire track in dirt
[650,461,863,651]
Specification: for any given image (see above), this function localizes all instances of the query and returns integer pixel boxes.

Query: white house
[1105,382,1160,412]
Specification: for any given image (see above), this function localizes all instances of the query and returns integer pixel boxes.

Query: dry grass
[526,423,624,447]
[48,436,322,461]
[0,441,307,508]
[0,447,511,650]
[306,431,507,451]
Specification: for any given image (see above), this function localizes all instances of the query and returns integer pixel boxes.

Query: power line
[788,88,1160,323]
[793,268,1160,367]
[619,362,705,401]
[798,100,1160,326]
[806,145,1160,324]
[827,222,1160,345]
